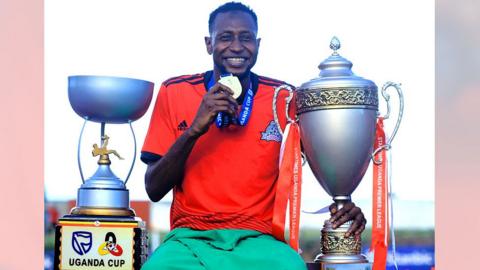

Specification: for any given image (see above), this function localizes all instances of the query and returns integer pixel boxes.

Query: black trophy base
[307,262,372,270]
[53,215,147,270]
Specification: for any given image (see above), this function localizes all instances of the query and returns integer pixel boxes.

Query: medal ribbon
[208,74,254,127]
[215,88,253,127]
[370,117,389,270]
[272,120,302,251]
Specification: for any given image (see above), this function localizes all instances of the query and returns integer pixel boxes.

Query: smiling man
[206,7,258,91]
[140,2,366,270]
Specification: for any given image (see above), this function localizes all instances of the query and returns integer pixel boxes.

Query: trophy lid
[300,36,377,89]
[296,37,378,114]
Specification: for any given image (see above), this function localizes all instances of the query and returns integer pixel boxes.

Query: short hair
[208,2,258,34]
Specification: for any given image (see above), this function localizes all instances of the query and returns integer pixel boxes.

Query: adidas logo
[177,120,188,131]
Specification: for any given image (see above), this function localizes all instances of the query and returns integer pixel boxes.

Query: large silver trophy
[273,37,403,266]
[53,76,154,270]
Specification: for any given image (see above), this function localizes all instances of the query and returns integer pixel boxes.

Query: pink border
[1,0,478,268]
[0,0,44,269]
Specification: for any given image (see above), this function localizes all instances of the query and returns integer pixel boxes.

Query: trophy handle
[372,81,404,164]
[77,117,88,183]
[124,121,137,185]
[273,84,296,135]
[273,85,307,166]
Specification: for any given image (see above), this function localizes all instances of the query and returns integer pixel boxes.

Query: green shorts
[141,228,307,270]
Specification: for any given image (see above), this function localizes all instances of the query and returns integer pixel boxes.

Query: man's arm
[144,129,200,202]
[144,83,238,202]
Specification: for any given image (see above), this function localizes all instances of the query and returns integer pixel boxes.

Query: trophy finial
[329,36,341,55]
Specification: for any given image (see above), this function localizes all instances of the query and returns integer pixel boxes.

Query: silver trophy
[273,37,403,265]
[53,75,154,270]
[68,75,154,216]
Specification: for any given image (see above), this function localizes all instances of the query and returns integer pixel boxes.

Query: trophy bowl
[300,109,376,197]
[68,75,154,123]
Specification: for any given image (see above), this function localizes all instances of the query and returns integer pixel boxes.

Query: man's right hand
[188,83,239,137]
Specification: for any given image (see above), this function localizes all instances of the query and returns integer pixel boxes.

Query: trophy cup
[273,37,403,269]
[53,75,154,270]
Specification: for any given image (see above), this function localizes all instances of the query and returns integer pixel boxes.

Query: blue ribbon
[207,73,254,128]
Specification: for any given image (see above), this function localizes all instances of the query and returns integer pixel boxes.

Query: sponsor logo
[98,232,123,257]
[261,120,282,142]
[71,231,92,256]
[177,120,188,131]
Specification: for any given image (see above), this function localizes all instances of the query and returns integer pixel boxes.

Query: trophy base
[53,215,148,270]
[70,206,136,217]
[307,262,372,270]
[315,220,368,265]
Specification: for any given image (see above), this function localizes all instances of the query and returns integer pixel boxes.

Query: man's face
[205,11,260,79]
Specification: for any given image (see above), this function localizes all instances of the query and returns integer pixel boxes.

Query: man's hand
[329,202,367,239]
[189,83,238,137]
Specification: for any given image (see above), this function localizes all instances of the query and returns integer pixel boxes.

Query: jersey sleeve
[141,83,176,163]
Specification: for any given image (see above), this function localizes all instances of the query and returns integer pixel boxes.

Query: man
[141,2,366,269]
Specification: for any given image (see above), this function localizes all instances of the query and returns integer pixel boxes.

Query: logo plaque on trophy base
[53,75,154,270]
[54,216,147,270]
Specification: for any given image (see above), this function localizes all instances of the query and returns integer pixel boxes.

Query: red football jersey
[142,71,292,234]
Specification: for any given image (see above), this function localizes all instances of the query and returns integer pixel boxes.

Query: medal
[219,75,242,99]
[208,73,255,128]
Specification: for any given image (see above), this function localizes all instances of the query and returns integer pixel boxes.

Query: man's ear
[205,36,213,55]
[257,38,261,49]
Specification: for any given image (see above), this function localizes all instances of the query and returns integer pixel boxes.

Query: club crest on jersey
[261,120,282,142]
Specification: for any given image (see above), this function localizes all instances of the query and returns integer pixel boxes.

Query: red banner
[371,117,389,270]
[272,122,302,251]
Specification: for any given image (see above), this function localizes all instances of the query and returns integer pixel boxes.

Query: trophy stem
[100,121,106,143]
[333,196,351,210]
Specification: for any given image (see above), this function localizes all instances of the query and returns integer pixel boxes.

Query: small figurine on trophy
[92,135,124,161]
[273,37,403,270]
[53,75,154,270]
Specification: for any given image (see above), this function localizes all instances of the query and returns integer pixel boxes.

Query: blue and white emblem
[71,231,92,256]
[261,120,282,142]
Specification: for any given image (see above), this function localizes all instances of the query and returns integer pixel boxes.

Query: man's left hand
[329,202,366,239]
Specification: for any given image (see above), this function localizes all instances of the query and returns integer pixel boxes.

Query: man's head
[205,2,260,80]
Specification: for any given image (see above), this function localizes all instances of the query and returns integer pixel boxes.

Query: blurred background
[44,1,434,269]
[435,0,480,269]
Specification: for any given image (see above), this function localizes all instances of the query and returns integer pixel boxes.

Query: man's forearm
[145,129,200,202]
